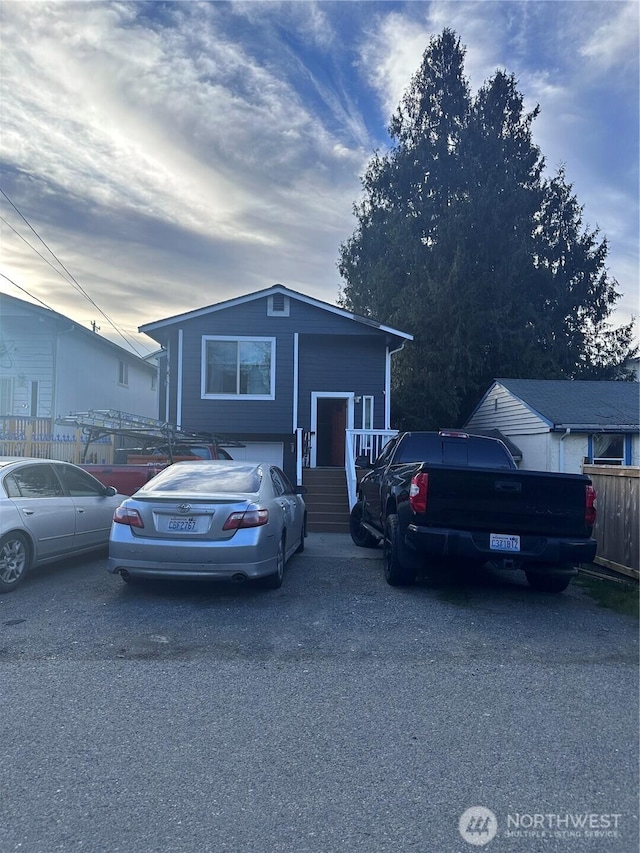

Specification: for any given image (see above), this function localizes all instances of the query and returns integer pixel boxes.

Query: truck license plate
[490,533,520,552]
[167,516,199,532]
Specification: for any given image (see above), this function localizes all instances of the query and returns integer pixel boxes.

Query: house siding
[466,383,550,435]
[297,335,386,431]
[0,317,54,417]
[0,295,158,429]
[162,295,392,435]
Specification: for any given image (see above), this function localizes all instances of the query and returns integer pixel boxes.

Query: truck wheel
[349,501,379,549]
[383,515,415,586]
[526,571,572,593]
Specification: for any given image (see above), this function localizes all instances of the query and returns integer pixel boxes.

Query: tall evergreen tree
[339,30,636,429]
[534,167,636,379]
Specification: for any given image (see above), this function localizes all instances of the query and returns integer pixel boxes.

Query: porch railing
[345,428,397,510]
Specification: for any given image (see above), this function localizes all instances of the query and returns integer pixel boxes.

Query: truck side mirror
[355,455,373,469]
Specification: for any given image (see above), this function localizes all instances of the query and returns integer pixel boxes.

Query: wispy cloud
[0,1,637,354]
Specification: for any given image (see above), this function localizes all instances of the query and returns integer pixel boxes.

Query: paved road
[1,535,638,853]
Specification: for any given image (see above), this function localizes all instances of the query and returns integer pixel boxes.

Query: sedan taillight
[222,509,269,530]
[113,506,144,528]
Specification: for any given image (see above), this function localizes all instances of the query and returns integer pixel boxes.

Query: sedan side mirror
[104,485,118,496]
[295,485,307,495]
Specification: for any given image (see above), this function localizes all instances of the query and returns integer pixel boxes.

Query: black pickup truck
[350,430,597,592]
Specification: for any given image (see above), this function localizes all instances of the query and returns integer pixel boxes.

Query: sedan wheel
[259,538,285,590]
[0,532,31,593]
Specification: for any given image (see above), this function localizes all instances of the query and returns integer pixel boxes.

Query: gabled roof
[139,284,413,341]
[496,378,640,431]
[0,292,155,370]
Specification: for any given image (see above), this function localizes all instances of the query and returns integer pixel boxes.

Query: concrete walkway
[300,531,382,560]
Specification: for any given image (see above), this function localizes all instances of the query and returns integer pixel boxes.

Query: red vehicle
[57,410,236,496]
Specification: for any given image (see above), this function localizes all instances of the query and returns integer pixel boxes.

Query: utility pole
[91,320,101,333]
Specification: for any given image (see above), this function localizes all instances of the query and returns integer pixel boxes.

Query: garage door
[226,442,284,467]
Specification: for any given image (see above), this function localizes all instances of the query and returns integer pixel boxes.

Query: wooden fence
[584,465,639,580]
[0,416,114,464]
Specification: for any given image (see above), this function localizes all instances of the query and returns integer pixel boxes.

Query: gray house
[140,285,412,486]
[465,378,640,474]
[0,293,158,427]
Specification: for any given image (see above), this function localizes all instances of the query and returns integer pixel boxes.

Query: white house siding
[56,333,157,422]
[505,433,551,471]
[0,327,54,417]
[0,294,157,433]
[550,433,589,474]
[465,383,549,435]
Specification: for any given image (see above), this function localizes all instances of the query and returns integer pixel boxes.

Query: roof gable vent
[267,294,290,317]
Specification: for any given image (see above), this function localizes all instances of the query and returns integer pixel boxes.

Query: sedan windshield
[140,462,261,494]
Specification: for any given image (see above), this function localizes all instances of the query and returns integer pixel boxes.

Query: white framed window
[0,378,14,415]
[590,434,625,465]
[118,361,129,386]
[362,395,374,430]
[361,395,374,451]
[202,336,275,400]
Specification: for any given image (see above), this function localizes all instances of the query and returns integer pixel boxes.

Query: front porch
[296,428,397,531]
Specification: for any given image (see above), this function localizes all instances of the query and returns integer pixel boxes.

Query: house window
[30,381,39,418]
[362,396,374,430]
[118,361,129,386]
[202,337,275,399]
[590,434,626,465]
[0,378,13,415]
[361,395,374,451]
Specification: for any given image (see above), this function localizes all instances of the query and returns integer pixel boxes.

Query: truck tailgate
[421,466,591,538]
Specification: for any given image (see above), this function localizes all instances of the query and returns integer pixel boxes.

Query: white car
[0,457,127,593]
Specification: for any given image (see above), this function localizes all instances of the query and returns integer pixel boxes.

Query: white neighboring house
[0,293,158,430]
[464,378,640,474]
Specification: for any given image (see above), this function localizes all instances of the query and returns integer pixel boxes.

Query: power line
[0,272,57,310]
[0,187,146,357]
[0,273,157,356]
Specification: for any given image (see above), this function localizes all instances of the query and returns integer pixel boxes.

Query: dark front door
[316,398,346,466]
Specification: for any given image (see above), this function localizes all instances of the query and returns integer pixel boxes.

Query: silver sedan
[0,457,127,593]
[108,461,307,588]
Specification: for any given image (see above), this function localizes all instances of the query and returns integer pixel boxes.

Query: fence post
[25,422,34,457]
[74,429,84,464]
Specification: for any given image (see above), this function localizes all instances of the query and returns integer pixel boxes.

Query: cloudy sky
[1,0,638,357]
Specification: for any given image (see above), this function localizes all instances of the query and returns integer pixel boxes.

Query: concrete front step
[307,518,350,534]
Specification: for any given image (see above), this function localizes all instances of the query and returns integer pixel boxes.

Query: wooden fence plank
[584,465,639,574]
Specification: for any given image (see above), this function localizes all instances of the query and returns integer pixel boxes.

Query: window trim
[0,377,14,415]
[588,433,629,466]
[118,361,129,387]
[201,336,276,400]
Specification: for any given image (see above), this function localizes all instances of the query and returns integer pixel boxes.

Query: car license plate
[490,533,520,552]
[167,516,200,532]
